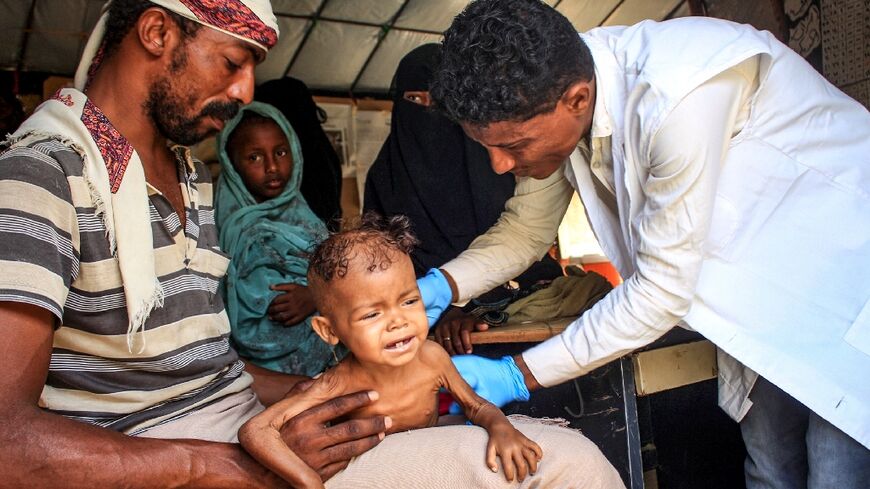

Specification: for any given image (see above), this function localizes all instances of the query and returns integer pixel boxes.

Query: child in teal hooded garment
[215,102,342,376]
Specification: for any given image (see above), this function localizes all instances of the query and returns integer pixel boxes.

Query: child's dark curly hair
[308,212,419,284]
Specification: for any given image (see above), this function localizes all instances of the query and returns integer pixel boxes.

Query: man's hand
[239,379,390,484]
[281,387,390,480]
[433,307,489,355]
[268,284,317,326]
[449,355,531,414]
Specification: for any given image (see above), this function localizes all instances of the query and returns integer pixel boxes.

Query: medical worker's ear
[560,79,594,115]
[311,316,340,345]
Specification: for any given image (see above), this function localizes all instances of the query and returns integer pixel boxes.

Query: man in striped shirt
[0,1,390,487]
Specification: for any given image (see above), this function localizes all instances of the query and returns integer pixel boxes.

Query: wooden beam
[466,317,573,344]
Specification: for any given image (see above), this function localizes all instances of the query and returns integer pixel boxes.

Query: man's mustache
[199,101,240,122]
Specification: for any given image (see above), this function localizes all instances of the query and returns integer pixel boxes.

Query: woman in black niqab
[364,43,562,287]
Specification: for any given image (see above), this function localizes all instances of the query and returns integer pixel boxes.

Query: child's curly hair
[308,212,419,284]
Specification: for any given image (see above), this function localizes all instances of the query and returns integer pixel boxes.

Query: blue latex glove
[417,268,452,327]
[449,355,530,414]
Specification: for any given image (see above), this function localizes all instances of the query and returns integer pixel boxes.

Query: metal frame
[279,0,440,86]
[15,0,39,73]
[619,357,644,489]
[5,0,694,98]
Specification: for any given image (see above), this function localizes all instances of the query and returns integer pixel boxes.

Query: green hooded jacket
[214,102,341,376]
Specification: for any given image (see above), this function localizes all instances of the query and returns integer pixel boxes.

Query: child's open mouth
[384,336,415,352]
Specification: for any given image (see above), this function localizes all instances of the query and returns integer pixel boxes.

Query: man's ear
[137,7,179,57]
[311,316,339,345]
[560,78,594,116]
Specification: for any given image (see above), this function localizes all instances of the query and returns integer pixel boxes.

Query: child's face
[325,251,429,368]
[230,120,293,202]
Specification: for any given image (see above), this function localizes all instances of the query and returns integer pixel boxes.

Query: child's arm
[238,373,351,489]
[427,342,543,482]
[268,283,317,326]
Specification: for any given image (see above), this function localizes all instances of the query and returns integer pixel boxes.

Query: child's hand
[269,283,317,325]
[485,422,543,482]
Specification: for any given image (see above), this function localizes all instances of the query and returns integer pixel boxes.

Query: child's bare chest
[349,373,442,433]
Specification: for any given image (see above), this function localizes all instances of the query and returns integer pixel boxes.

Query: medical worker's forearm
[441,165,573,302]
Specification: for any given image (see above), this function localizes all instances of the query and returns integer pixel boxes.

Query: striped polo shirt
[0,137,252,434]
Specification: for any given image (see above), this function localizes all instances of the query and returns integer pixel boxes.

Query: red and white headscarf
[74,0,279,89]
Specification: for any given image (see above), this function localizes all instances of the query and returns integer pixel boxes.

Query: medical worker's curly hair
[308,212,419,284]
[430,0,594,126]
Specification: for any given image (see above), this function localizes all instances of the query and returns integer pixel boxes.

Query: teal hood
[214,102,337,376]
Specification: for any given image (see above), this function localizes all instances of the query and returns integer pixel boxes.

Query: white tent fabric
[1,0,690,95]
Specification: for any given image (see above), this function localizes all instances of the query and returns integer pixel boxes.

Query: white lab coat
[581,18,870,447]
[445,17,870,448]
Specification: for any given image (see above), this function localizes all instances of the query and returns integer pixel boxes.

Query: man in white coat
[418,0,870,486]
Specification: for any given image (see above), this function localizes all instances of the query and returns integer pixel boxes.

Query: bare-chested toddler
[239,213,542,488]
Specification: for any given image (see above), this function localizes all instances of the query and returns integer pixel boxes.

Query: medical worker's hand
[269,283,317,326]
[417,268,453,326]
[433,307,489,355]
[449,355,530,414]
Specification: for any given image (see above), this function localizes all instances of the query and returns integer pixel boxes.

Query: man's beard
[144,72,240,146]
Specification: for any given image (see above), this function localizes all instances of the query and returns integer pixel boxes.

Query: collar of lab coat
[589,67,614,141]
